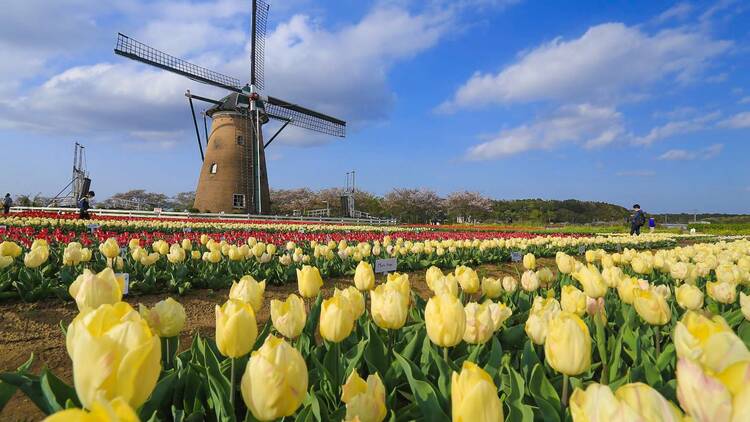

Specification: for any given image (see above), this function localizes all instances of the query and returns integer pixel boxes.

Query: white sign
[87,224,99,233]
[375,258,397,274]
[510,251,522,262]
[154,208,162,215]
[578,245,586,254]
[0,225,6,231]
[120,247,128,258]
[182,227,192,233]
[116,273,130,295]
[616,244,622,252]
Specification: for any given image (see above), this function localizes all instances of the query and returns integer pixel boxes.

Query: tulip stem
[443,347,449,362]
[561,374,569,413]
[165,338,170,369]
[230,357,236,407]
[654,328,661,357]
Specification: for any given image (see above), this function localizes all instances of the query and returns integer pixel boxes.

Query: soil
[0,260,548,421]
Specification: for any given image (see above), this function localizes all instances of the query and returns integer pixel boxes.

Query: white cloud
[739,96,750,104]
[440,23,731,110]
[655,3,694,23]
[633,111,721,145]
[658,143,724,160]
[466,104,624,160]
[719,111,750,128]
[616,170,656,177]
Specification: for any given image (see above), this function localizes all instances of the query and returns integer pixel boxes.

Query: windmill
[114,0,346,214]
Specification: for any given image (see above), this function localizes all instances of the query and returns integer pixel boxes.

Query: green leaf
[39,369,80,413]
[504,365,534,422]
[528,364,561,422]
[139,371,178,421]
[656,343,676,372]
[202,341,234,422]
[393,352,450,422]
[364,323,388,377]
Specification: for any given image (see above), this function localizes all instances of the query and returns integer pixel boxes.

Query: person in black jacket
[630,204,645,236]
[78,191,95,219]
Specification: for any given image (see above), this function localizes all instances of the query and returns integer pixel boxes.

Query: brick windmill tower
[114,0,346,214]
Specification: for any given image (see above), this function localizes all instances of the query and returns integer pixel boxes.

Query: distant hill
[489,199,630,224]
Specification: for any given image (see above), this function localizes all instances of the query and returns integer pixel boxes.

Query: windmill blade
[114,33,242,93]
[265,96,346,137]
[250,0,269,91]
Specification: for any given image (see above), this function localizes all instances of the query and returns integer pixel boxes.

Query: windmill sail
[266,96,346,137]
[251,0,269,91]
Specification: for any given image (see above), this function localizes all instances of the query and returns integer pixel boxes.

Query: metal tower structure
[48,143,90,207]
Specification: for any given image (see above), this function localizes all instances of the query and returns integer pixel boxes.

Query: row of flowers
[0,231,680,301]
[3,238,750,420]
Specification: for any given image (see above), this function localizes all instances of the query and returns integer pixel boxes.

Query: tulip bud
[43,397,139,422]
[674,311,750,374]
[241,336,308,421]
[676,284,704,310]
[139,297,186,337]
[0,255,13,269]
[485,300,512,331]
[425,266,444,291]
[319,295,355,343]
[65,302,160,409]
[270,294,306,339]
[215,299,257,358]
[463,302,494,345]
[633,286,671,326]
[675,358,733,421]
[544,312,591,375]
[99,238,120,259]
[523,253,536,270]
[741,293,750,321]
[572,264,608,298]
[451,361,504,422]
[615,382,685,422]
[556,252,574,274]
[425,294,466,347]
[706,281,737,304]
[341,371,387,422]
[525,297,561,345]
[297,265,323,298]
[68,268,124,311]
[561,285,587,316]
[454,266,479,294]
[230,275,266,312]
[481,277,502,299]
[536,267,554,287]
[521,270,540,292]
[354,260,376,291]
[502,276,518,293]
[371,283,409,330]
[0,241,22,258]
[24,247,47,268]
[335,286,365,319]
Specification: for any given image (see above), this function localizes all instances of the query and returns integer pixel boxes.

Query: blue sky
[1,0,748,213]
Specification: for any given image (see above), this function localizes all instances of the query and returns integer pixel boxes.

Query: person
[78,191,95,219]
[630,204,646,236]
[648,217,656,233]
[2,194,11,214]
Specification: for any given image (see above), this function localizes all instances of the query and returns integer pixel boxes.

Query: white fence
[8,206,398,226]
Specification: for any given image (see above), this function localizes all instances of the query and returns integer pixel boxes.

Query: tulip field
[2,212,750,421]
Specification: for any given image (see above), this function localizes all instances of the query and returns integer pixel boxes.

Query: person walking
[630,204,646,236]
[78,191,95,219]
[648,217,656,233]
[2,194,11,214]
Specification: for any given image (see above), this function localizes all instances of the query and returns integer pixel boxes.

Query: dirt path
[0,260,543,420]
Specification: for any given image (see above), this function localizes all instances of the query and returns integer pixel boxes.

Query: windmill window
[237,135,244,145]
[210,163,218,174]
[233,194,245,208]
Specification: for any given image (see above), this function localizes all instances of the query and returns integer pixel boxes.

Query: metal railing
[8,206,398,226]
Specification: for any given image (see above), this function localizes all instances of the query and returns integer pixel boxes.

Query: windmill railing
[7,206,398,226]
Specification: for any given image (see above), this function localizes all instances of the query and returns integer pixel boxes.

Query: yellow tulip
[485,301,512,331]
[0,255,13,269]
[561,285,587,316]
[570,383,637,421]
[544,312,591,375]
[166,244,186,263]
[431,274,459,297]
[536,267,554,287]
[370,283,409,330]
[320,295,355,342]
[520,270,540,292]
[716,264,738,285]
[215,299,258,357]
[675,358,733,421]
[463,302,494,344]
[181,238,192,251]
[674,311,750,374]
[454,266,479,294]
[140,252,160,266]
[65,302,161,409]
[601,266,624,288]
[481,277,502,299]
[128,238,141,250]
[81,248,92,262]
[616,276,640,304]
[385,272,410,299]
[425,266,444,290]
[24,247,47,268]
[139,297,186,337]
[270,294,306,339]
[0,240,22,258]
[670,262,689,281]
[523,253,536,270]
[241,335,308,421]
[425,294,466,347]
[741,293,750,320]
[676,284,704,310]
[98,238,120,259]
[556,252,574,274]
[615,382,685,422]
[152,240,169,255]
[68,268,124,312]
[63,242,83,266]
[341,371,387,422]
[191,250,201,260]
[633,286,671,326]
[631,256,653,275]
[297,265,323,298]
[502,276,518,293]
[354,261,375,291]
[335,286,365,319]
[706,281,737,304]
[43,397,139,422]
[525,296,561,345]
[572,264,607,298]
[451,361,504,422]
[229,275,266,312]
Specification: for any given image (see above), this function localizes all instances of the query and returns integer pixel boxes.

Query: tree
[99,190,171,210]
[172,191,196,211]
[445,191,493,222]
[383,188,444,223]
[269,188,317,215]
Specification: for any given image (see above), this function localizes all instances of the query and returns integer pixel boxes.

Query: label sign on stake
[87,224,99,233]
[116,273,130,295]
[0,225,6,231]
[616,244,622,252]
[578,245,586,254]
[375,258,397,274]
[510,251,522,262]
[120,247,128,258]
[183,227,192,233]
